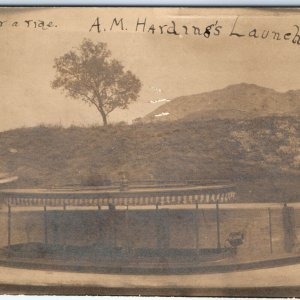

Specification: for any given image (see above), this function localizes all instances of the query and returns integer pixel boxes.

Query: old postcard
[1,6,300,296]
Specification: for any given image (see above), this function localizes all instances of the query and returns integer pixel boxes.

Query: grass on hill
[0,116,300,202]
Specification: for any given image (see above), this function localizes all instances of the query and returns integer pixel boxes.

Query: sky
[1,7,300,131]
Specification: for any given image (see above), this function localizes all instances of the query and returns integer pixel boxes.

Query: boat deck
[0,242,300,275]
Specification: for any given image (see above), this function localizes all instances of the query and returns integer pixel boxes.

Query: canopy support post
[195,202,199,249]
[125,205,130,254]
[44,206,48,246]
[94,204,101,261]
[268,208,273,254]
[216,200,221,249]
[62,203,66,256]
[97,205,101,246]
[108,204,116,251]
[156,203,159,249]
[7,204,11,255]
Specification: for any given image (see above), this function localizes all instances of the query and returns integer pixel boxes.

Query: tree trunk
[98,108,108,126]
[102,114,108,126]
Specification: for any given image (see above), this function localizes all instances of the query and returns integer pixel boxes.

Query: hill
[143,83,300,122]
[1,116,300,202]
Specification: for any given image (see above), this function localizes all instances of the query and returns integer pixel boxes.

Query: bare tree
[51,39,141,126]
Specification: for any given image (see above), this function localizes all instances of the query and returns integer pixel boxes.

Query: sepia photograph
[0,6,300,296]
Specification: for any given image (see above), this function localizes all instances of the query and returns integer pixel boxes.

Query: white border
[0,0,299,5]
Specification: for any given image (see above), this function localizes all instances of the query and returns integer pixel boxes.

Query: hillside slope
[1,116,300,202]
[143,83,300,122]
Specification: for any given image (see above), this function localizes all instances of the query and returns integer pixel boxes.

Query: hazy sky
[1,7,300,131]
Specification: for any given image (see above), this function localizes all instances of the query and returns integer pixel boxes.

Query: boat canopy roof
[0,182,236,207]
